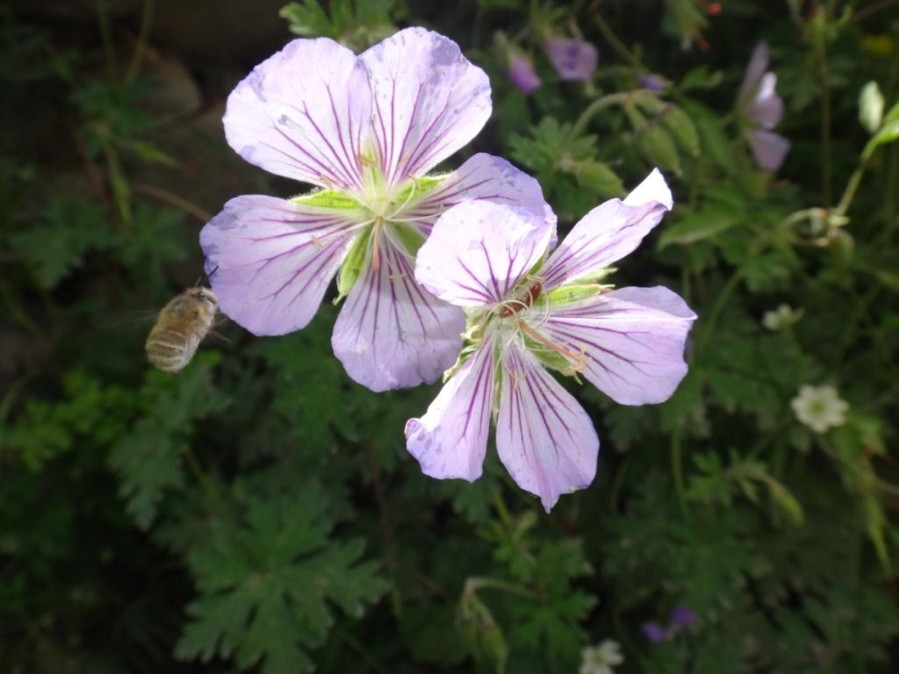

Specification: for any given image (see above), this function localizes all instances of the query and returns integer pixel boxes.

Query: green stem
[697,269,743,351]
[592,12,642,68]
[93,0,119,81]
[98,129,132,224]
[126,0,156,81]
[464,577,539,601]
[833,164,866,218]
[812,24,833,207]
[671,425,688,516]
[569,92,631,139]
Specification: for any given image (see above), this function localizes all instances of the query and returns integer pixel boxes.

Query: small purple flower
[508,51,542,94]
[735,42,790,172]
[641,622,668,644]
[669,603,697,628]
[404,170,696,510]
[638,73,667,92]
[544,36,599,82]
[200,28,546,392]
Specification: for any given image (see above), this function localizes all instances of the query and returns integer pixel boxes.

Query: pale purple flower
[200,28,549,392]
[735,42,790,172]
[508,52,542,94]
[544,37,599,82]
[405,170,696,510]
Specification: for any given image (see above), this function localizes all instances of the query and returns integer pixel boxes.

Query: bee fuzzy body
[145,287,218,373]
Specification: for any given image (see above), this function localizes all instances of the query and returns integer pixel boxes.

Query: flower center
[479,279,589,376]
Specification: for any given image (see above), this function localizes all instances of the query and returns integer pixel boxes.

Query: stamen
[311,216,375,249]
[370,217,383,272]
[517,320,588,373]
[499,281,543,318]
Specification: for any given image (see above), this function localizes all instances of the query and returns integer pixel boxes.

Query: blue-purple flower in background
[405,170,696,510]
[642,603,698,643]
[544,36,599,82]
[507,50,542,94]
[200,28,549,392]
[735,41,790,172]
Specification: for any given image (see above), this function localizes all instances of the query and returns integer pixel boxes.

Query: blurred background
[1,1,898,672]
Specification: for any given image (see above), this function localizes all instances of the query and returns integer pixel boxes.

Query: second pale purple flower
[405,170,696,510]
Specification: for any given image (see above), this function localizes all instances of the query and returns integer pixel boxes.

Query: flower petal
[737,42,769,107]
[544,37,599,82]
[415,200,555,307]
[541,169,672,289]
[746,73,784,129]
[508,53,542,94]
[332,241,466,391]
[224,38,368,190]
[359,27,492,185]
[200,195,357,336]
[404,337,496,481]
[749,129,790,172]
[496,345,599,511]
[541,286,696,405]
[404,153,556,239]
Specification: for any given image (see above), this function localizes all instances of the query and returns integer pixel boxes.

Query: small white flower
[762,303,803,331]
[791,385,849,433]
[580,639,624,674]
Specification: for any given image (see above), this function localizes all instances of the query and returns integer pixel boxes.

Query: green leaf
[10,197,112,288]
[279,1,335,38]
[108,354,226,529]
[571,160,625,197]
[456,591,508,674]
[658,206,741,248]
[175,483,387,674]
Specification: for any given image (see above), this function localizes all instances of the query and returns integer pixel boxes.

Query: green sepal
[443,341,479,382]
[292,188,361,211]
[542,283,606,307]
[521,333,573,376]
[395,174,444,204]
[336,227,372,299]
[390,223,427,257]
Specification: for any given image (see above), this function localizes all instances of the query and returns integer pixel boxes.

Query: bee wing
[93,308,160,331]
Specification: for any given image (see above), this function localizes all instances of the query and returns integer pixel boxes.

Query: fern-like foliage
[175,481,388,674]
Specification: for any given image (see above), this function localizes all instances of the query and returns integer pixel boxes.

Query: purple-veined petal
[544,37,599,82]
[749,129,790,172]
[359,27,492,185]
[404,336,496,481]
[737,42,769,107]
[332,241,466,391]
[541,169,672,289]
[496,345,599,511]
[746,73,784,129]
[540,286,696,405]
[403,153,556,240]
[200,195,358,336]
[224,38,368,190]
[415,200,555,308]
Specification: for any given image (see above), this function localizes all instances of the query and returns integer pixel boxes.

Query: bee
[145,286,218,373]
